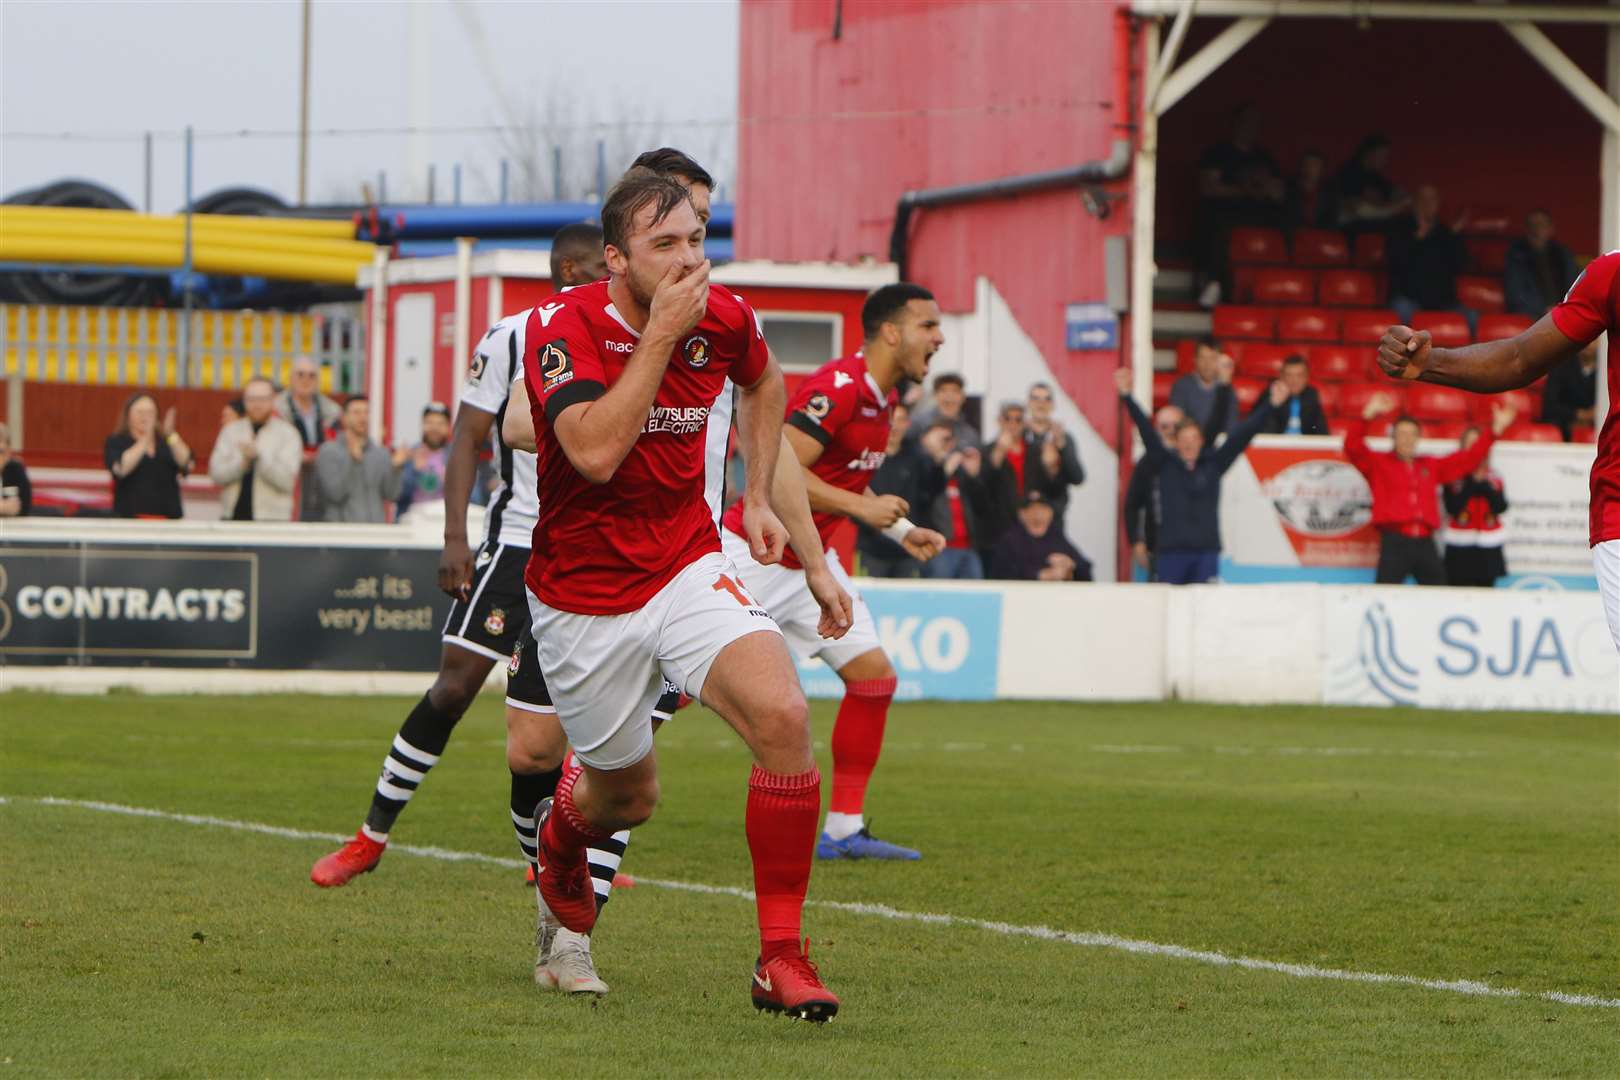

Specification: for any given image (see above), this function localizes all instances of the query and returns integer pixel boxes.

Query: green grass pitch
[1,691,1616,1077]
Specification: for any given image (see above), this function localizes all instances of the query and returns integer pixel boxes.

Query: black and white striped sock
[510,767,561,873]
[588,831,631,911]
[361,694,458,841]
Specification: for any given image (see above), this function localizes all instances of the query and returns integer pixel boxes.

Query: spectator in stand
[313,396,406,523]
[104,392,192,519]
[1542,344,1599,442]
[856,404,930,577]
[923,419,992,579]
[1117,368,1285,584]
[1256,354,1330,435]
[209,376,303,522]
[1329,134,1410,233]
[1024,382,1085,518]
[910,372,978,450]
[981,400,1071,567]
[220,397,244,430]
[0,421,32,517]
[1345,392,1515,585]
[1441,425,1510,588]
[1284,149,1332,230]
[1504,209,1581,318]
[1389,184,1473,332]
[396,401,453,519]
[1194,102,1285,308]
[1169,337,1236,441]
[275,355,342,520]
[1123,403,1183,579]
[991,491,1091,582]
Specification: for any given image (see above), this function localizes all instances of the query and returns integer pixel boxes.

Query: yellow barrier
[1,216,377,261]
[0,205,354,239]
[0,233,369,284]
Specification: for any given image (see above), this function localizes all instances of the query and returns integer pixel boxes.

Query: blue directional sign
[1065,303,1118,351]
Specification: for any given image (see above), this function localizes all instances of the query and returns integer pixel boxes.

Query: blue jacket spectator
[1118,369,1284,584]
[1503,210,1580,318]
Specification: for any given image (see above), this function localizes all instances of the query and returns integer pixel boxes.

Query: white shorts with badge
[1593,540,1620,653]
[720,529,881,671]
[526,550,783,771]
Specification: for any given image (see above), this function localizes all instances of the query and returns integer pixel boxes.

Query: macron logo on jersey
[535,303,564,328]
[833,371,854,389]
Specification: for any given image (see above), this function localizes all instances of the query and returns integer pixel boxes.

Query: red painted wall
[738,0,1134,438]
[1155,19,1605,257]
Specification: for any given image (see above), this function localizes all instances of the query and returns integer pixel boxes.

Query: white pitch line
[10,794,1619,1012]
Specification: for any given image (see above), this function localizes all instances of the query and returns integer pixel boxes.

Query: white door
[391,293,434,446]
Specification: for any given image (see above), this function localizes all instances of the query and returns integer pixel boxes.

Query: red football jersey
[522,279,770,614]
[1547,250,1620,546]
[722,353,895,569]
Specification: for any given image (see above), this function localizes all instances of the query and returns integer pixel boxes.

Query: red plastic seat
[1175,338,1201,372]
[1253,267,1316,305]
[1152,370,1176,408]
[1276,307,1340,342]
[1337,382,1404,419]
[1456,275,1505,314]
[1505,422,1565,443]
[1353,232,1387,267]
[1467,237,1510,274]
[1327,417,1354,438]
[1478,386,1537,422]
[1572,425,1597,444]
[1229,227,1288,265]
[1462,209,1513,236]
[1406,383,1474,421]
[1477,313,1533,341]
[1292,229,1349,267]
[1305,344,1363,381]
[1212,305,1275,340]
[1314,381,1342,415]
[1421,419,1472,440]
[1341,308,1399,344]
[1231,376,1267,411]
[1412,311,1472,348]
[1317,269,1378,307]
[1237,343,1298,379]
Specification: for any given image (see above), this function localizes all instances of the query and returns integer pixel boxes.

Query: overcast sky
[1,0,740,212]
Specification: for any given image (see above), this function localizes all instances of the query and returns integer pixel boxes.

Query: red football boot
[750,940,840,1022]
[310,829,385,887]
[534,798,599,934]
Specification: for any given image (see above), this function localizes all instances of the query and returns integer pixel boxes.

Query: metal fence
[0,302,365,393]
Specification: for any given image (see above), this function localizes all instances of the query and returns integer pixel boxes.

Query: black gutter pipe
[887,138,1132,281]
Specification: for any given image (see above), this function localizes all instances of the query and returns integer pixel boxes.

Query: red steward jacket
[1342,423,1495,537]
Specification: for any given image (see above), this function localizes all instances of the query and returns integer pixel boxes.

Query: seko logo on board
[794,588,1001,701]
[1324,592,1617,713]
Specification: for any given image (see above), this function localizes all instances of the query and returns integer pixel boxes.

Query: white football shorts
[720,530,882,672]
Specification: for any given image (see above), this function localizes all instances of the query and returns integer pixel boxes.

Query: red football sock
[541,764,612,867]
[746,764,821,962]
[829,675,897,815]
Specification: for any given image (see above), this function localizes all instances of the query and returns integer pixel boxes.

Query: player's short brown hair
[629,148,714,191]
[601,170,693,253]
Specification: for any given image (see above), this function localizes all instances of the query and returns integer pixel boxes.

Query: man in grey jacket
[210,376,304,521]
[313,396,405,523]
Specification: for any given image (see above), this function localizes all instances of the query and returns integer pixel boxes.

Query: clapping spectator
[104,392,192,519]
[1504,209,1580,318]
[910,372,979,450]
[396,401,453,519]
[856,404,937,578]
[1194,102,1285,307]
[1344,392,1515,585]
[990,491,1091,582]
[922,419,993,580]
[1389,184,1473,333]
[209,376,303,521]
[1256,354,1329,435]
[313,396,406,523]
[1329,134,1410,233]
[1117,368,1284,584]
[1123,403,1183,579]
[1542,344,1598,442]
[1024,382,1085,518]
[275,355,342,520]
[1441,425,1509,588]
[1169,337,1236,441]
[220,398,244,429]
[0,421,31,517]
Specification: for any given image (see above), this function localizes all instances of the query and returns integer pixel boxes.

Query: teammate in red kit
[1377,250,1620,648]
[522,169,848,1021]
[719,283,947,860]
